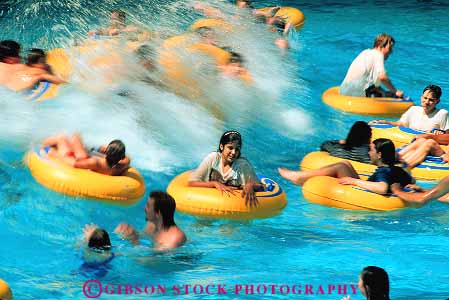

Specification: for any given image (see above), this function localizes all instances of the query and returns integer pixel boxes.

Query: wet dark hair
[135,44,155,60]
[345,121,372,149]
[105,140,126,168]
[228,51,244,64]
[218,130,242,158]
[88,228,111,252]
[0,40,20,61]
[360,266,390,300]
[423,84,442,100]
[26,48,46,65]
[111,9,126,21]
[150,191,176,229]
[196,26,214,38]
[373,138,396,166]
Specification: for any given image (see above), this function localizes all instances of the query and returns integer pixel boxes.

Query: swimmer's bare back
[0,63,65,91]
[40,146,130,176]
[73,156,131,176]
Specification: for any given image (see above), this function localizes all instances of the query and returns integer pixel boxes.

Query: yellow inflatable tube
[167,171,287,220]
[0,278,12,300]
[256,7,305,31]
[302,176,409,211]
[301,151,375,179]
[371,124,420,148]
[301,151,449,181]
[159,34,254,111]
[370,123,449,150]
[323,87,414,117]
[25,150,145,205]
[189,18,233,32]
[28,39,158,102]
[35,39,153,100]
[159,35,231,69]
[159,36,253,85]
[26,48,70,103]
[26,81,58,102]
[159,36,230,103]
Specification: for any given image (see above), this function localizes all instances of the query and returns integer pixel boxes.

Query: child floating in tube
[279,138,417,196]
[371,85,449,168]
[0,40,66,92]
[188,130,264,207]
[42,133,130,176]
[26,48,53,74]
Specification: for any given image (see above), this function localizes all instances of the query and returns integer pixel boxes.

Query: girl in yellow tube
[280,138,415,195]
[188,130,264,207]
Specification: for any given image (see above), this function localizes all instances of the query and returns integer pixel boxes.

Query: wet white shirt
[340,49,386,97]
[189,152,259,188]
[399,106,449,132]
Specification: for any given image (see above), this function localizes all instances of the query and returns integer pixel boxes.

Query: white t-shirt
[399,106,449,132]
[189,152,259,188]
[340,49,386,97]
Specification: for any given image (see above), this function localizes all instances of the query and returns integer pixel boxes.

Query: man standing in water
[115,191,187,250]
[339,33,404,98]
[0,40,65,91]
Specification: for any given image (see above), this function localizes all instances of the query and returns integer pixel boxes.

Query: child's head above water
[110,9,126,27]
[228,51,244,66]
[219,51,247,77]
[88,228,112,252]
[26,48,46,66]
[105,140,126,168]
[218,130,242,157]
[0,40,21,63]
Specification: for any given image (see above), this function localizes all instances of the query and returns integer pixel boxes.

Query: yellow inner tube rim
[255,6,305,30]
[322,86,414,117]
[26,150,145,205]
[189,18,233,32]
[27,48,70,103]
[166,171,287,220]
[301,150,449,182]
[302,176,409,211]
[0,278,12,300]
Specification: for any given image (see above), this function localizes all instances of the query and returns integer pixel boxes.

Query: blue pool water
[1,0,449,299]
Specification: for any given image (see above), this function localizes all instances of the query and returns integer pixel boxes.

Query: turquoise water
[1,0,449,299]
